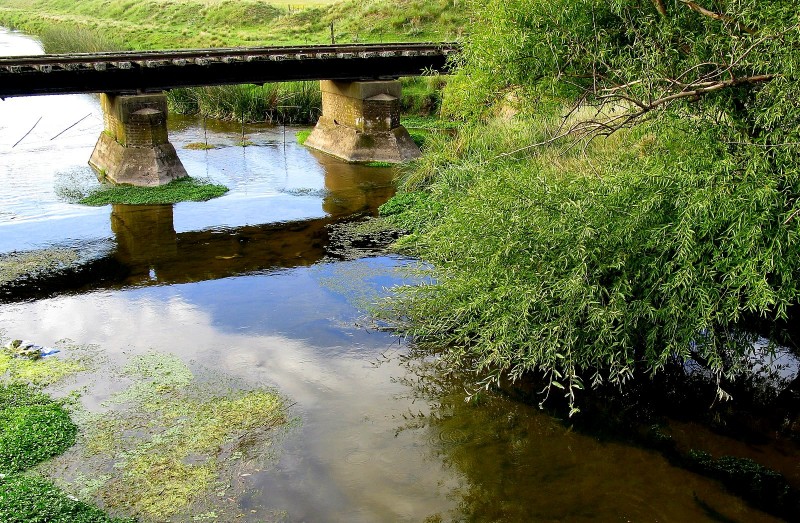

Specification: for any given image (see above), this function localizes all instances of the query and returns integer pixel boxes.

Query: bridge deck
[0,42,455,98]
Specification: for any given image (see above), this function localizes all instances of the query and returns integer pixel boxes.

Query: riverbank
[0,0,465,49]
[374,1,800,517]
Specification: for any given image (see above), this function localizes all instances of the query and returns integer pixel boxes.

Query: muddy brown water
[0,27,796,522]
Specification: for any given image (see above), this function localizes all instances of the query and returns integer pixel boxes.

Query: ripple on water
[344,450,371,465]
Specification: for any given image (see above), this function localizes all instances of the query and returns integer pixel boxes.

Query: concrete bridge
[0,42,455,185]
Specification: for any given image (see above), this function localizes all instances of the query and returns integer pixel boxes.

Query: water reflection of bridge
[0,158,396,301]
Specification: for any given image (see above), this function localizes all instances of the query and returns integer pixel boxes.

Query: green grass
[167,82,322,123]
[0,0,466,50]
[184,142,218,150]
[401,114,460,130]
[364,161,395,167]
[79,177,228,206]
[37,24,125,53]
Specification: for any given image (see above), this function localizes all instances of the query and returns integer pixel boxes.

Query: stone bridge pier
[90,92,187,186]
[305,80,420,163]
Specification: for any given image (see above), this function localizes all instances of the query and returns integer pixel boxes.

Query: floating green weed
[295,130,312,145]
[79,177,228,206]
[0,384,77,474]
[184,142,218,150]
[364,161,394,168]
[78,352,290,520]
[0,249,80,285]
[0,351,86,388]
[0,338,92,388]
[0,474,133,523]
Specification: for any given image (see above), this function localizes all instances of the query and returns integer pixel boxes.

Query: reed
[167,82,322,123]
[38,24,125,54]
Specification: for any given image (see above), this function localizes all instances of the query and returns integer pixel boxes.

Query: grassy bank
[0,0,465,49]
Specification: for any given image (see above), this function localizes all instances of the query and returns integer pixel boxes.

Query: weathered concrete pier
[305,80,420,163]
[90,93,187,186]
[0,43,455,185]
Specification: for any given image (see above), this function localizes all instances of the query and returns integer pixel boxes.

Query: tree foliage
[386,0,800,412]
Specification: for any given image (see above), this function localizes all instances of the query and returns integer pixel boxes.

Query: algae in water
[73,352,292,522]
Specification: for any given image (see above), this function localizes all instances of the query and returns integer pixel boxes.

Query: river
[0,27,794,522]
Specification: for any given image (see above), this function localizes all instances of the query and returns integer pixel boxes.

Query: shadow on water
[389,357,793,523]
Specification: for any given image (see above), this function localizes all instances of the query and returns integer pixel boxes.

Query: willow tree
[386,0,800,412]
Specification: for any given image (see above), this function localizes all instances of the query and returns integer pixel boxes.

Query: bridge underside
[304,80,420,164]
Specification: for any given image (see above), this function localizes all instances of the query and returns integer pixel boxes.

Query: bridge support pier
[89,93,187,186]
[305,80,420,163]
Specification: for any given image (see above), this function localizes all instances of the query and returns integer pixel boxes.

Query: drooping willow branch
[494,72,777,161]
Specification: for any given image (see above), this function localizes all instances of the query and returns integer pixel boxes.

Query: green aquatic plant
[0,378,127,522]
[0,249,80,285]
[0,338,92,388]
[0,384,76,474]
[687,450,799,518]
[77,352,291,520]
[169,82,322,124]
[184,142,218,150]
[1,474,133,523]
[0,350,86,388]
[79,177,228,206]
[295,129,312,145]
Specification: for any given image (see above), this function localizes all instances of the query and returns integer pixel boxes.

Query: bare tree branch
[679,0,756,34]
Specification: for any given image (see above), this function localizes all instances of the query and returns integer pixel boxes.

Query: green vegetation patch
[184,142,218,150]
[77,352,291,520]
[364,161,395,168]
[169,82,322,123]
[0,383,77,474]
[400,115,459,131]
[0,350,86,388]
[38,23,125,53]
[295,129,312,145]
[687,450,799,517]
[0,338,92,389]
[79,177,228,206]
[0,474,132,523]
[0,249,79,285]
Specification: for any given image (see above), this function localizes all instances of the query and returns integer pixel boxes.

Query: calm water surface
[0,27,791,522]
